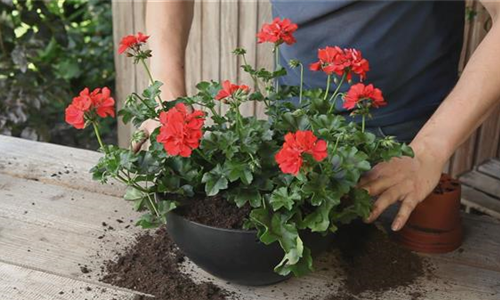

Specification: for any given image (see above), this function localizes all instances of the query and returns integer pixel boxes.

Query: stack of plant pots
[396,173,463,253]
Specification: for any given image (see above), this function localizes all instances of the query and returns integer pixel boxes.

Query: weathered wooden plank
[0,136,124,197]
[112,1,136,147]
[461,185,500,219]
[0,174,141,278]
[475,105,500,165]
[0,262,141,300]
[219,1,239,117]
[185,1,203,96]
[238,1,259,117]
[477,158,500,180]
[255,0,273,120]
[460,170,500,197]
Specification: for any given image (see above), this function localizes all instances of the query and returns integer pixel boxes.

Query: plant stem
[140,58,164,108]
[299,62,304,104]
[328,73,346,114]
[92,122,106,153]
[146,192,160,218]
[242,53,260,93]
[274,45,280,93]
[323,75,331,100]
[361,115,366,133]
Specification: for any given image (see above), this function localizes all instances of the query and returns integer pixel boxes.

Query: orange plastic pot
[395,174,463,253]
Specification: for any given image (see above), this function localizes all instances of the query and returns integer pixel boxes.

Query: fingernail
[392,221,401,231]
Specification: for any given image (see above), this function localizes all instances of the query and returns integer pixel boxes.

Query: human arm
[134,1,194,151]
[361,2,500,231]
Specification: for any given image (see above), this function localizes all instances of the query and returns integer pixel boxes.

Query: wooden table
[1,135,499,300]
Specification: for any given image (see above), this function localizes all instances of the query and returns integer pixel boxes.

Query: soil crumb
[178,195,251,229]
[101,227,230,300]
[325,221,429,299]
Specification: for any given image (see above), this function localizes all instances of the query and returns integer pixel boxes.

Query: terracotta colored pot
[395,174,463,253]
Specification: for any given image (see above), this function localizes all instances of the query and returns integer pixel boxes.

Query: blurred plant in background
[0,0,115,148]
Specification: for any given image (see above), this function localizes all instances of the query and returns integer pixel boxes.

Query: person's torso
[271,0,465,127]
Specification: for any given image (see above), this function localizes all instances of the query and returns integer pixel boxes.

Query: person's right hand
[132,119,161,152]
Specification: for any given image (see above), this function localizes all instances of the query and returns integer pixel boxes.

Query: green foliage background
[0,0,115,148]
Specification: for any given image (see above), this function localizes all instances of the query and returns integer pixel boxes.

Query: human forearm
[411,5,500,164]
[146,1,194,100]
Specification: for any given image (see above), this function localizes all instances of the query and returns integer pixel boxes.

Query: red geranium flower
[91,87,115,118]
[309,46,369,81]
[156,103,206,157]
[65,87,115,129]
[344,48,369,81]
[343,83,386,110]
[275,130,328,175]
[118,32,150,54]
[257,17,298,46]
[215,80,250,101]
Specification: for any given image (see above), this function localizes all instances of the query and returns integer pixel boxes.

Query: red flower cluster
[215,80,250,101]
[309,46,369,81]
[65,87,115,129]
[257,17,298,46]
[118,32,150,54]
[156,103,206,157]
[343,83,386,110]
[275,131,328,175]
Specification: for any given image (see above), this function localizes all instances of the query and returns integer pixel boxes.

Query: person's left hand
[359,146,445,231]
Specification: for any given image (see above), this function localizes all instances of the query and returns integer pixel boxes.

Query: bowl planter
[165,209,334,286]
[395,173,463,253]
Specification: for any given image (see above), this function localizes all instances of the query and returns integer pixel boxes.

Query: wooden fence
[111,0,500,177]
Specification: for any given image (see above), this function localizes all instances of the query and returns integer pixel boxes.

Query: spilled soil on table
[322,221,432,300]
[96,198,432,300]
[100,227,231,300]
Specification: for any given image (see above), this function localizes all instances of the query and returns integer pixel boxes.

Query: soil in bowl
[100,227,231,300]
[176,194,252,229]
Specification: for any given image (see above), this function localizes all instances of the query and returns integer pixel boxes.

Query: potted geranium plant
[65,18,413,286]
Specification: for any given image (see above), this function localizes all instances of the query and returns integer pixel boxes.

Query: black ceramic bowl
[166,210,333,286]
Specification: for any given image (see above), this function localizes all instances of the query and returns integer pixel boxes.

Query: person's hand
[132,119,161,152]
[359,145,445,231]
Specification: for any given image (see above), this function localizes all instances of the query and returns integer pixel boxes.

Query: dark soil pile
[327,221,428,299]
[100,227,230,300]
[178,195,251,229]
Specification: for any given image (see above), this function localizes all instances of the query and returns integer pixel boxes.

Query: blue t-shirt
[272,0,465,127]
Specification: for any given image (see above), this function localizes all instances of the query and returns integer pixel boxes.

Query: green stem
[299,63,304,104]
[323,75,331,100]
[333,134,342,153]
[140,58,164,108]
[92,122,106,153]
[362,115,366,133]
[274,45,280,93]
[146,192,160,218]
[242,54,260,93]
[328,73,346,114]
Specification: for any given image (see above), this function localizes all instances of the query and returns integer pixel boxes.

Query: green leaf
[228,187,262,208]
[135,213,160,229]
[301,200,336,232]
[124,186,144,201]
[275,247,313,277]
[225,160,253,185]
[269,187,301,211]
[201,164,229,196]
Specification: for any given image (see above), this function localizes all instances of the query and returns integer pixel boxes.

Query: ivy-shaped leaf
[201,164,229,196]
